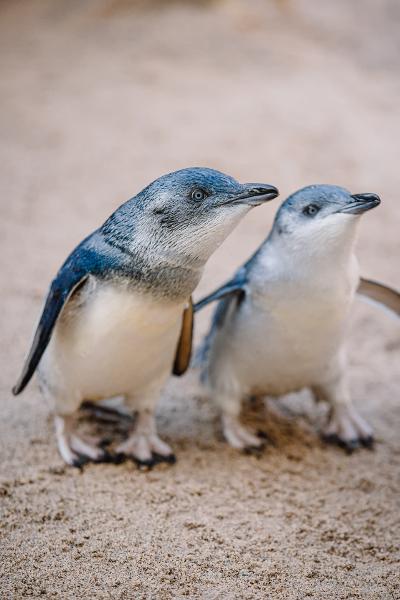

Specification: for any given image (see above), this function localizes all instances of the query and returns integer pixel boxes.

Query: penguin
[194,185,400,453]
[12,167,279,467]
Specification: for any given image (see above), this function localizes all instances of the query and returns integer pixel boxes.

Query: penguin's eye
[303,204,320,216]
[191,189,208,201]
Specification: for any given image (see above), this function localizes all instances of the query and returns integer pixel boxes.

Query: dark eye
[303,204,320,216]
[191,189,207,201]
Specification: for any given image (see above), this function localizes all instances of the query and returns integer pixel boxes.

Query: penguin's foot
[55,415,113,468]
[115,411,175,468]
[322,405,374,454]
[222,414,266,452]
[115,433,175,467]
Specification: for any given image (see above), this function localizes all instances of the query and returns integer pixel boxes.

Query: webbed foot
[115,411,175,469]
[222,414,267,452]
[55,415,113,468]
[322,405,374,454]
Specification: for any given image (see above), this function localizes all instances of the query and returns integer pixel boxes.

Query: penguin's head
[272,184,380,252]
[105,167,278,266]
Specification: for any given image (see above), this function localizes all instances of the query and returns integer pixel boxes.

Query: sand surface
[1,1,399,598]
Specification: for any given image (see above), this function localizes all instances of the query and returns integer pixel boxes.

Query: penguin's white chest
[226,281,353,395]
[42,281,185,402]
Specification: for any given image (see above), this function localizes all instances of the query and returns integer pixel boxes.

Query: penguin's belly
[43,283,185,401]
[232,294,349,395]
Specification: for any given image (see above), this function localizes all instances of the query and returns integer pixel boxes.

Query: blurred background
[1,1,399,598]
[1,0,399,305]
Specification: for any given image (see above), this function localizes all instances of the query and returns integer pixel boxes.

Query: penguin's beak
[230,183,279,207]
[339,193,381,215]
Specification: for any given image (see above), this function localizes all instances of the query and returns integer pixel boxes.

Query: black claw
[152,453,176,465]
[133,456,157,469]
[322,433,366,454]
[70,449,126,468]
[109,451,177,469]
[243,444,265,457]
[129,452,177,469]
[342,439,360,455]
[71,455,90,470]
[111,452,128,464]
[361,436,375,450]
[93,449,117,464]
[322,433,340,446]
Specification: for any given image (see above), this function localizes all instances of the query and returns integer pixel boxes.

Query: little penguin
[195,185,400,452]
[12,167,279,467]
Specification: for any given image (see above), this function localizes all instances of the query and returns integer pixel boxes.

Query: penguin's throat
[275,225,358,269]
[256,230,359,287]
[110,258,201,300]
[102,236,202,300]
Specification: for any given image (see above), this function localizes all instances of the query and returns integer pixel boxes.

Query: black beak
[339,193,381,215]
[231,183,279,207]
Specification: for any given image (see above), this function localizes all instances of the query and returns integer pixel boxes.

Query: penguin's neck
[253,227,359,288]
[100,229,203,300]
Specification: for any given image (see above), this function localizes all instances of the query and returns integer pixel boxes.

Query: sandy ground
[1,1,399,598]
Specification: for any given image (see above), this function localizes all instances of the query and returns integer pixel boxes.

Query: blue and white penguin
[195,185,399,452]
[13,167,279,466]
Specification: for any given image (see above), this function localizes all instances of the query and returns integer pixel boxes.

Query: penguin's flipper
[173,297,194,376]
[194,277,246,312]
[357,278,400,318]
[12,267,90,395]
[193,278,248,368]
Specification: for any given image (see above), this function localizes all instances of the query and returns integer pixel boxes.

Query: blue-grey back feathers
[12,233,126,395]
